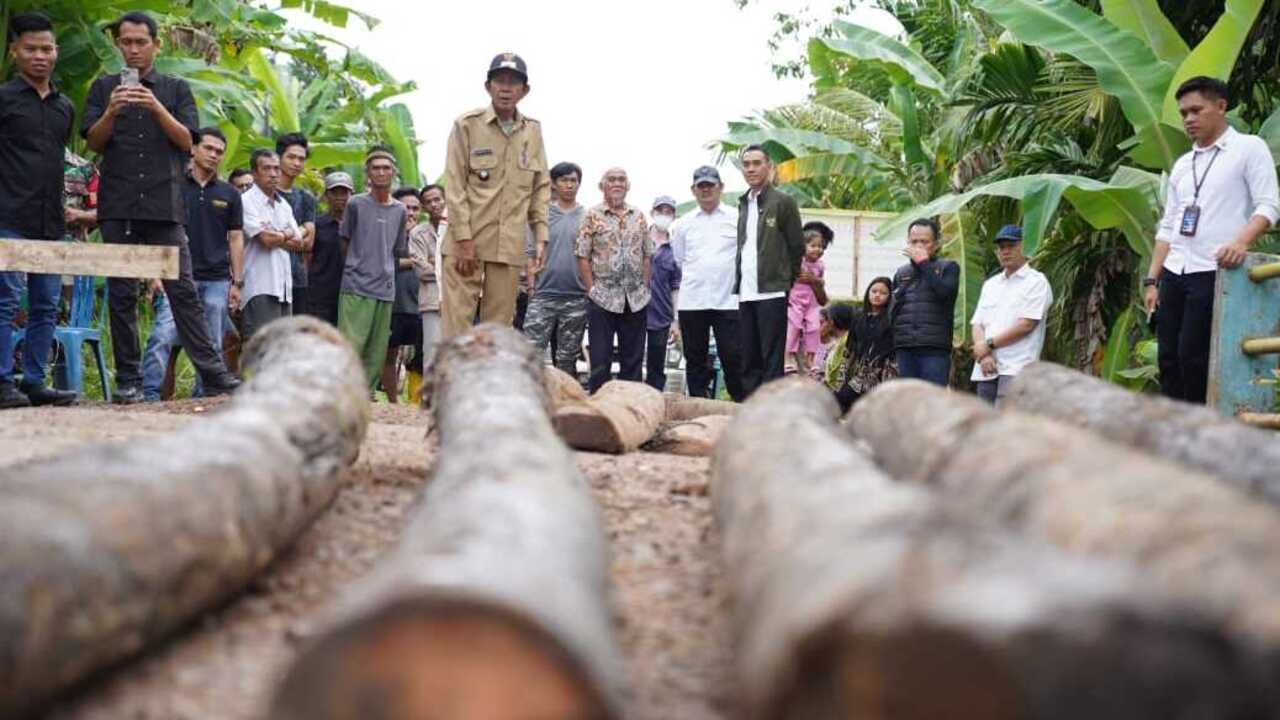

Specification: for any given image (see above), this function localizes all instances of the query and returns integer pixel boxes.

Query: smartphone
[121,67,140,87]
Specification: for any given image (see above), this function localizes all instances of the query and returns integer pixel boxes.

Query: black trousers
[1157,270,1215,404]
[101,220,228,388]
[291,285,310,317]
[739,297,788,398]
[645,327,669,392]
[586,299,645,393]
[678,309,746,401]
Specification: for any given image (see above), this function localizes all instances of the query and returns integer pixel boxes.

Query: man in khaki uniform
[441,52,550,338]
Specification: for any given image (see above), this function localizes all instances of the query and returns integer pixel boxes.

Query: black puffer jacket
[890,258,960,351]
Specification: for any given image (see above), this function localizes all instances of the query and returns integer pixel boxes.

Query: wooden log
[1004,362,1280,505]
[0,316,368,717]
[663,393,737,422]
[552,379,665,454]
[850,379,1280,646]
[272,324,624,720]
[645,414,732,456]
[713,378,1266,720]
[0,237,178,278]
[544,365,588,407]
[1239,413,1280,430]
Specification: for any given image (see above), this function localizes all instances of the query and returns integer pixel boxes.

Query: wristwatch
[1142,277,1158,288]
[986,338,996,351]
[233,279,244,289]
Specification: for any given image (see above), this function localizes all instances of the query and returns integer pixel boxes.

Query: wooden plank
[1239,412,1280,430]
[0,238,178,279]
[1208,252,1280,415]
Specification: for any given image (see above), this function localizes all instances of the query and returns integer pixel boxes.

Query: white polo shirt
[241,184,298,304]
[1156,126,1279,275]
[970,262,1053,381]
[671,203,739,311]
[740,189,785,302]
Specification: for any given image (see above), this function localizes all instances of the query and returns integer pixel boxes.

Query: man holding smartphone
[82,11,239,403]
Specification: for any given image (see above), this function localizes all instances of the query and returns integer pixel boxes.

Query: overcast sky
[284,0,901,212]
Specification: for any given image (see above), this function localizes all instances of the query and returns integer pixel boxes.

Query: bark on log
[1004,362,1280,504]
[0,316,368,717]
[850,379,1280,646]
[552,379,665,454]
[545,365,588,407]
[664,394,737,422]
[713,378,1266,720]
[645,415,732,456]
[272,324,625,720]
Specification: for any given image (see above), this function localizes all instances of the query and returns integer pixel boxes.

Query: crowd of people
[2,10,1276,412]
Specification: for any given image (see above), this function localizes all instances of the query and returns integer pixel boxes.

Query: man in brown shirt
[441,52,550,338]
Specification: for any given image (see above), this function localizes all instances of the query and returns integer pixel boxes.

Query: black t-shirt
[280,186,317,288]
[183,173,243,281]
[309,213,345,304]
[0,79,74,239]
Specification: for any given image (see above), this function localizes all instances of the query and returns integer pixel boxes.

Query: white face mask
[652,214,674,231]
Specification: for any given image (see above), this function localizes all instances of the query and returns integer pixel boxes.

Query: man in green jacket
[736,144,808,396]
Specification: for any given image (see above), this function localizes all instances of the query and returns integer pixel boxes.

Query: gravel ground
[4,401,733,720]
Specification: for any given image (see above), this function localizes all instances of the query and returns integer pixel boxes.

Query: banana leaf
[809,20,945,94]
[1160,0,1265,127]
[940,210,989,346]
[242,46,300,133]
[875,173,1157,258]
[1100,0,1189,65]
[1260,104,1280,158]
[972,0,1178,168]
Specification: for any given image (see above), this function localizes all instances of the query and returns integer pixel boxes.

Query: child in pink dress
[786,223,832,374]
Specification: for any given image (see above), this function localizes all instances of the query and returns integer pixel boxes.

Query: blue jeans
[141,280,230,400]
[142,294,180,402]
[0,227,61,389]
[896,349,951,387]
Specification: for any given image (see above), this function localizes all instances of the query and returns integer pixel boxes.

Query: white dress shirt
[671,203,739,311]
[970,262,1053,381]
[241,184,298,304]
[1157,126,1279,275]
[740,189,785,302]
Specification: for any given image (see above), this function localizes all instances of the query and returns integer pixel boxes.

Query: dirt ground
[3,399,733,720]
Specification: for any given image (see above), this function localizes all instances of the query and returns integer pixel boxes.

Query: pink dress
[786,258,824,354]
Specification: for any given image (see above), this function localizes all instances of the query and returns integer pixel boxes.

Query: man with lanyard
[1144,76,1279,404]
[0,11,78,408]
[81,10,239,403]
[441,52,550,339]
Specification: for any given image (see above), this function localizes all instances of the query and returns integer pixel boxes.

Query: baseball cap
[994,224,1023,243]
[652,195,678,211]
[692,166,721,185]
[324,171,354,191]
[488,52,528,81]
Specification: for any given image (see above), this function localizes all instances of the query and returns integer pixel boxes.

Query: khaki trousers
[439,255,521,339]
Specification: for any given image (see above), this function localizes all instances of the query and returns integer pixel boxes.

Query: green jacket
[735,185,806,295]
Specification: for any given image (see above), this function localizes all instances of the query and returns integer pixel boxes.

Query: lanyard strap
[1191,147,1222,202]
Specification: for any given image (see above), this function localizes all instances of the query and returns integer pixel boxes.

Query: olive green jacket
[735,185,806,295]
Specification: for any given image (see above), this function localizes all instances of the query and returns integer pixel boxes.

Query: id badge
[1180,205,1201,237]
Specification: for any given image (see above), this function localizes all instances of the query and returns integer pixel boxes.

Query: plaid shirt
[575,202,653,313]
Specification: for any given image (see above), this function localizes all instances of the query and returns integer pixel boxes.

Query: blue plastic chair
[14,276,110,401]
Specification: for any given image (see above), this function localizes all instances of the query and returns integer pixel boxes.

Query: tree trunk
[664,394,737,422]
[545,365,588,407]
[0,316,368,717]
[850,379,1280,646]
[645,415,732,457]
[552,380,665,454]
[713,378,1265,720]
[272,325,625,720]
[1004,362,1280,504]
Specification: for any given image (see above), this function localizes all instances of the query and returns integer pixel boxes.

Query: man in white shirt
[736,145,807,397]
[671,166,745,401]
[970,225,1053,406]
[1144,76,1279,404]
[239,148,298,340]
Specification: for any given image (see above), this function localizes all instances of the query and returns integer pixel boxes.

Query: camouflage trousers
[522,293,588,376]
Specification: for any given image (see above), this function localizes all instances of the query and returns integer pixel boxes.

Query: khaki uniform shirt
[409,220,444,312]
[443,105,549,266]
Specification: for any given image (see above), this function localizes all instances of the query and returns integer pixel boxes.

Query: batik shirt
[575,203,653,313]
[63,149,96,241]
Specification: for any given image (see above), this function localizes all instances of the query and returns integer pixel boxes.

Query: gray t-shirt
[533,203,586,298]
[339,193,407,303]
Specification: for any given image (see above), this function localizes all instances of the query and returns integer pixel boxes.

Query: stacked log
[552,380,666,454]
[0,316,368,717]
[646,414,732,457]
[663,394,737,422]
[1004,362,1280,503]
[713,377,1264,719]
[850,379,1280,645]
[272,325,624,720]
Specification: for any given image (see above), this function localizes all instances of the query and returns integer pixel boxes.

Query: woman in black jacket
[835,276,896,412]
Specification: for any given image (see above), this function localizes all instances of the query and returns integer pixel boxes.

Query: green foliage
[1159,0,1265,127]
